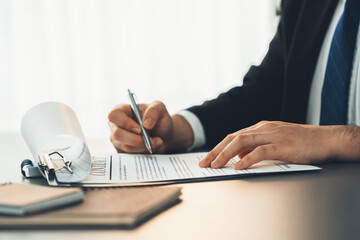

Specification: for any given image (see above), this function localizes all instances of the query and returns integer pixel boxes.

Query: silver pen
[128,89,153,154]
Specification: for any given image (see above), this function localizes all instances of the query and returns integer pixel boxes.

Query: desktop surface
[1,132,360,240]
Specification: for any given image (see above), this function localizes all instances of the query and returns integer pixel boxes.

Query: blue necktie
[320,0,360,125]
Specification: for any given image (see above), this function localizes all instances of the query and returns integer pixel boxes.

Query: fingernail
[210,161,218,169]
[143,118,153,129]
[199,160,206,167]
[155,138,163,146]
[132,127,141,134]
[236,161,244,170]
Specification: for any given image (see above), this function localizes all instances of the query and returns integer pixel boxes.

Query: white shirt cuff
[177,110,206,151]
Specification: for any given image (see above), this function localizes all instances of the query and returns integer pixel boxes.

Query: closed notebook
[0,183,84,216]
[0,186,181,228]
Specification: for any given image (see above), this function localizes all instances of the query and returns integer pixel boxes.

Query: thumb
[142,101,167,130]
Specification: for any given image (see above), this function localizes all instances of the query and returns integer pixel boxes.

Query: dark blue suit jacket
[188,0,339,148]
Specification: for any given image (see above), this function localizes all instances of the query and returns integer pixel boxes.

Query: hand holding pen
[108,90,194,154]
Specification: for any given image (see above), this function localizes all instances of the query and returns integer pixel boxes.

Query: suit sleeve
[187,4,287,148]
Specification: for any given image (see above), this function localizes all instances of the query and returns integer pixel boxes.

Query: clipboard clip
[38,151,73,175]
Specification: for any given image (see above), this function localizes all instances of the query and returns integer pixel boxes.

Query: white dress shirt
[180,0,360,150]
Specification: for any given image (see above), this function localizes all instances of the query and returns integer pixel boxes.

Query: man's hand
[108,101,194,153]
[199,121,360,170]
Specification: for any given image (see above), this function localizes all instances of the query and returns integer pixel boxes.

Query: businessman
[108,0,360,169]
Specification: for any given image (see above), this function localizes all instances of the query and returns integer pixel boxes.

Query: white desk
[1,132,360,240]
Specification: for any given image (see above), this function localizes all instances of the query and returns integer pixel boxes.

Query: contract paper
[81,152,321,184]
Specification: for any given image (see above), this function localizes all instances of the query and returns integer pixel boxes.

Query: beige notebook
[0,186,181,228]
[0,183,84,216]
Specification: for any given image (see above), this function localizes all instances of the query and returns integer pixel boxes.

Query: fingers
[235,144,279,170]
[199,132,273,169]
[142,101,168,130]
[113,142,162,153]
[237,150,252,159]
[199,121,307,170]
[199,134,235,168]
[108,101,170,153]
[109,122,143,146]
[110,122,163,153]
[108,105,141,134]
[209,133,272,169]
[199,121,286,169]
